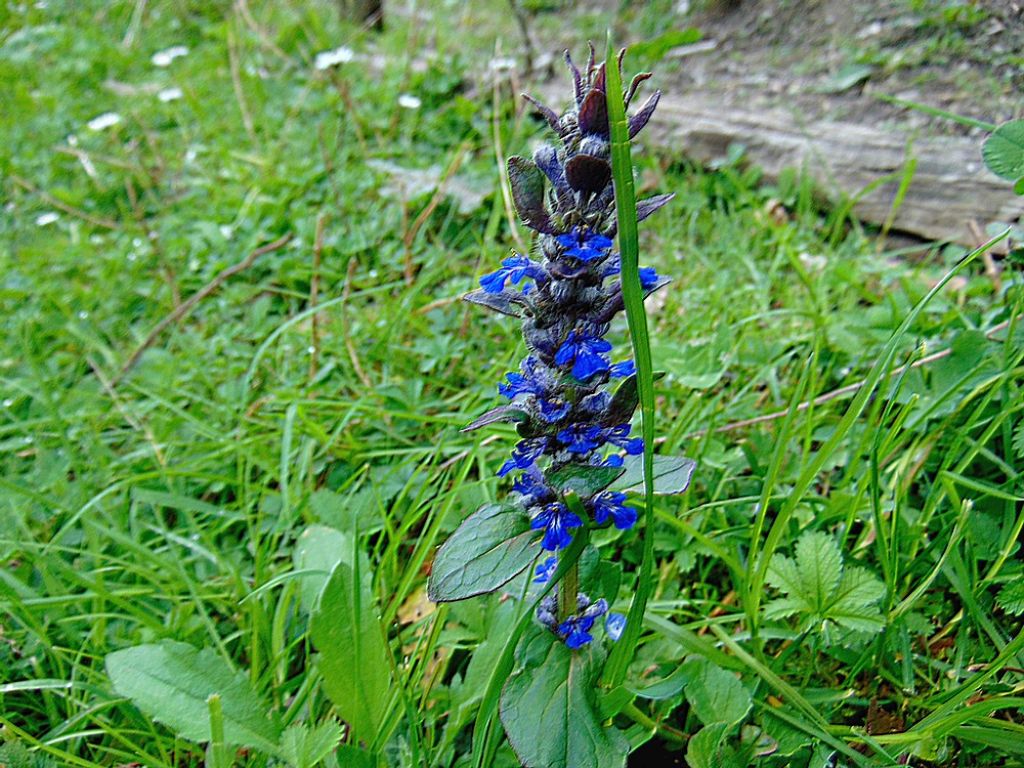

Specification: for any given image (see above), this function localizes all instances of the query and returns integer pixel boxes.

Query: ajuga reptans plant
[428,45,695,767]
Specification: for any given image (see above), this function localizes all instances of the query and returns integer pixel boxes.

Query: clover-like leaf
[764,531,885,640]
[983,120,1024,181]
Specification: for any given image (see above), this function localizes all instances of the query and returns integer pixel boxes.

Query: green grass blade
[601,33,657,689]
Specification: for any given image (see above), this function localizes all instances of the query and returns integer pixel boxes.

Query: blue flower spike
[448,48,681,653]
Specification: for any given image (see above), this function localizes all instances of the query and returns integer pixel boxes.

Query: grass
[2,1,1023,766]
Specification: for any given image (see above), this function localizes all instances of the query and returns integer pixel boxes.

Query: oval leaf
[428,503,538,602]
[610,454,696,495]
[508,156,553,233]
[310,559,391,740]
[106,641,281,754]
[546,463,625,498]
[500,634,628,768]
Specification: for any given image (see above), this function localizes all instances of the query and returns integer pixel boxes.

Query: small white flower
[87,112,121,131]
[397,93,421,110]
[157,86,183,102]
[488,56,516,72]
[78,311,89,320]
[152,46,189,67]
[2,399,14,408]
[219,225,233,239]
[35,212,59,226]
[314,46,355,70]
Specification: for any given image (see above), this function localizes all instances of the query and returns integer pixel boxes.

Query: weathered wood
[533,82,1023,245]
[649,94,1024,245]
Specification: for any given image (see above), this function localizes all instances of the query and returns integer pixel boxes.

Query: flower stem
[558,560,579,623]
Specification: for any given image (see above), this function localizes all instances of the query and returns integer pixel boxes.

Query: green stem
[558,560,579,622]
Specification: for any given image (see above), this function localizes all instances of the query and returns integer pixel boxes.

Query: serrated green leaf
[546,463,625,498]
[610,454,696,495]
[310,559,390,741]
[997,582,1024,616]
[105,641,281,754]
[279,720,344,768]
[764,531,884,639]
[427,503,537,602]
[983,120,1024,181]
[681,657,752,727]
[500,632,628,768]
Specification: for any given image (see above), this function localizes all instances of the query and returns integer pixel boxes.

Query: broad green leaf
[546,463,625,498]
[293,524,351,613]
[428,503,538,602]
[685,723,744,768]
[681,657,752,727]
[983,120,1024,181]
[279,720,344,768]
[500,632,628,768]
[310,560,390,740]
[105,641,281,754]
[610,454,696,495]
[764,531,884,638]
[628,663,691,701]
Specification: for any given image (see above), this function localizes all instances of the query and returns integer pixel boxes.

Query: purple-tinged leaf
[637,193,674,222]
[628,91,660,139]
[508,156,553,233]
[463,289,527,317]
[462,405,529,433]
[565,154,611,195]
[523,93,560,132]
[578,89,609,138]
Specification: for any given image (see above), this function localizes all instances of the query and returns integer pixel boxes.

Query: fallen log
[648,93,1024,246]
[531,82,1023,246]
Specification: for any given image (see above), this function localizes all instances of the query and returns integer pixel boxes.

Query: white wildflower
[314,46,355,70]
[398,93,421,110]
[87,112,121,131]
[157,86,183,102]
[35,212,59,227]
[152,46,189,67]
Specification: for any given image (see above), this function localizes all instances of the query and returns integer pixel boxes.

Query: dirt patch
[642,0,1024,137]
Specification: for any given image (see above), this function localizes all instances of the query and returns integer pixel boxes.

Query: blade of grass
[601,32,656,690]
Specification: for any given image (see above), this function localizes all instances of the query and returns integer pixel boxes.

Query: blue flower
[639,266,659,289]
[555,228,613,263]
[531,502,583,550]
[557,423,605,454]
[557,598,608,649]
[537,397,571,422]
[610,360,635,378]
[498,357,544,399]
[479,254,545,293]
[533,556,558,584]
[555,329,612,380]
[605,612,626,641]
[604,424,644,455]
[591,491,637,530]
[512,467,553,505]
[498,437,548,477]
